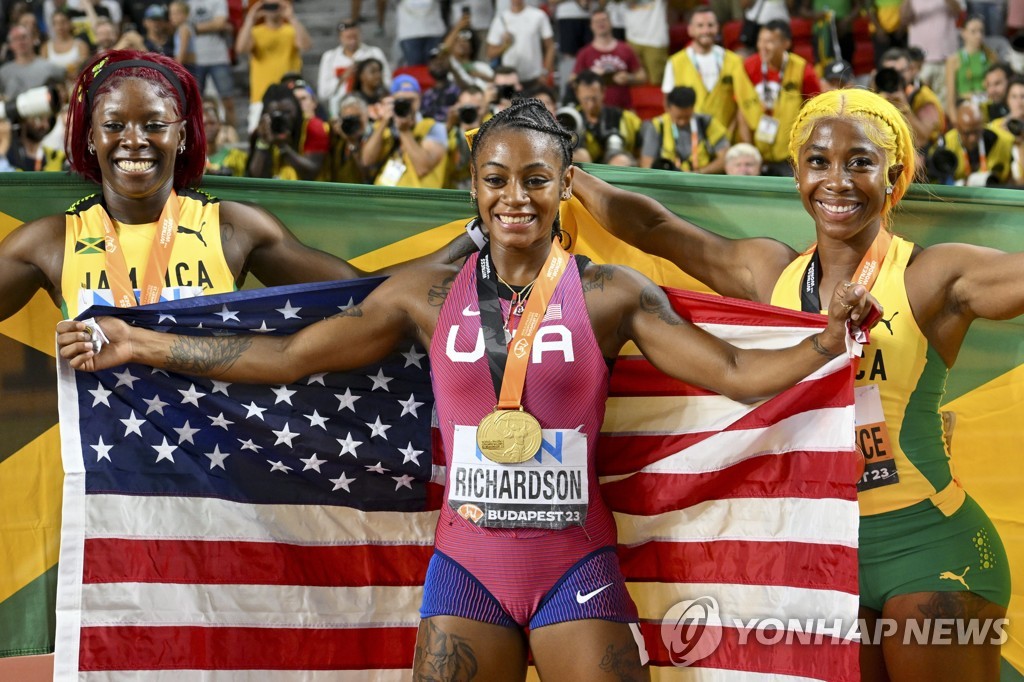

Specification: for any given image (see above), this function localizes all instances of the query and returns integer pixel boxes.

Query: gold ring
[842,282,854,291]
[841,302,854,312]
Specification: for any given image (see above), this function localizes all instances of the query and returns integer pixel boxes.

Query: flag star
[304,410,329,429]
[271,385,296,405]
[335,388,360,412]
[402,345,426,368]
[215,305,240,322]
[365,461,389,474]
[120,410,145,437]
[398,394,424,418]
[243,402,267,420]
[330,471,356,492]
[268,460,293,473]
[276,300,302,319]
[338,296,356,311]
[144,394,169,415]
[152,437,177,463]
[368,368,394,392]
[150,367,169,377]
[157,313,177,323]
[366,416,392,440]
[112,368,139,389]
[399,442,424,466]
[90,436,113,462]
[205,444,230,470]
[250,320,277,333]
[306,373,327,385]
[195,322,204,329]
[89,384,112,407]
[211,380,231,395]
[238,438,263,452]
[272,422,299,448]
[300,453,327,472]
[393,474,415,491]
[209,412,234,430]
[178,383,207,406]
[174,420,200,445]
[337,432,363,458]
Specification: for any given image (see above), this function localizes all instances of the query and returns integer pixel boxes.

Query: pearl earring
[885,186,893,195]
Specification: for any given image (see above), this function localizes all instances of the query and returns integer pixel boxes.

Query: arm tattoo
[811,334,842,358]
[165,335,253,376]
[582,264,614,293]
[428,274,456,307]
[330,304,364,318]
[598,642,645,682]
[639,285,683,325]
[412,619,479,682]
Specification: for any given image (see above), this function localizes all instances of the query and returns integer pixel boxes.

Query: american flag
[55,279,860,680]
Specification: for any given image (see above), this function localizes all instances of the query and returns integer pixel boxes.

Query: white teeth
[820,202,857,214]
[116,160,155,172]
[499,215,533,224]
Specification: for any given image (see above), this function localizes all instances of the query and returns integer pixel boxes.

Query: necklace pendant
[513,302,526,316]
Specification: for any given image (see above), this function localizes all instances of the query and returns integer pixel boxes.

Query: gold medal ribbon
[800,229,891,313]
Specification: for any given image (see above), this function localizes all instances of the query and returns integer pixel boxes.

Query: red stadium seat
[790,17,813,41]
[630,85,665,121]
[392,65,436,92]
[721,20,743,51]
[669,22,689,53]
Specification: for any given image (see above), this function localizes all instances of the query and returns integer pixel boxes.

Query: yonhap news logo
[661,596,723,666]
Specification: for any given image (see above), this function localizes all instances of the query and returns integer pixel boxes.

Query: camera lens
[340,115,363,136]
[269,111,289,134]
[496,84,516,101]
[393,98,413,117]
[874,68,904,94]
[1007,118,1024,137]
[458,105,479,125]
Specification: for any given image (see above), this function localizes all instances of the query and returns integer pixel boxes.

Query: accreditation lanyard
[99,191,181,308]
[799,229,891,313]
[476,238,570,410]
[759,53,787,114]
[671,121,701,171]
[960,131,988,173]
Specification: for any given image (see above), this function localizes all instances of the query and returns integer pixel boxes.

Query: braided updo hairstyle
[788,89,916,227]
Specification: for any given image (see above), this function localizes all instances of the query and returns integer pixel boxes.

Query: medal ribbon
[799,229,891,313]
[99,191,181,308]
[476,238,570,410]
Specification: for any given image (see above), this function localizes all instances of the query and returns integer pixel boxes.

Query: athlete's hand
[57,318,134,372]
[819,281,883,355]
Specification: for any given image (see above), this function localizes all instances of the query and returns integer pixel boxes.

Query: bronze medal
[477,409,543,464]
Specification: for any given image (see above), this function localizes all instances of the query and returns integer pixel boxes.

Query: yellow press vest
[667,47,762,140]
[373,118,448,189]
[909,84,946,142]
[60,189,236,317]
[770,235,965,517]
[756,53,808,164]
[651,113,728,171]
[941,126,1016,183]
[580,107,643,162]
[273,118,331,181]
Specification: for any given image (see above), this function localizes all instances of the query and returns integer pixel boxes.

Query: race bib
[854,383,899,492]
[448,424,589,530]
[755,114,780,145]
[377,156,406,186]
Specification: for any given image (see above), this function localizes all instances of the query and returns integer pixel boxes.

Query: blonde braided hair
[788,89,916,227]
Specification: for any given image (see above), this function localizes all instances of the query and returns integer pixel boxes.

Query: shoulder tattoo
[640,285,683,325]
[330,304,364,319]
[165,334,253,375]
[582,264,615,293]
[428,274,456,307]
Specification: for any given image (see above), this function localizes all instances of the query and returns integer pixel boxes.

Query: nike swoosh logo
[462,305,480,317]
[576,583,613,604]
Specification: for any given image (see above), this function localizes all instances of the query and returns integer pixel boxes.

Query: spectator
[724,141,763,174]
[871,0,907,67]
[396,0,445,66]
[820,58,856,90]
[640,85,730,172]
[486,0,555,88]
[524,81,559,115]
[572,9,646,109]
[168,1,196,69]
[247,82,329,180]
[997,76,1024,183]
[3,112,65,170]
[492,64,522,111]
[945,15,997,122]
[362,74,448,187]
[741,0,791,52]
[439,16,494,90]
[795,0,860,68]
[0,25,64,101]
[623,0,669,84]
[900,0,961,107]
[606,149,637,165]
[329,94,374,183]
[877,47,945,149]
[236,0,310,132]
[448,0,494,60]
[351,57,389,119]
[142,4,174,56]
[663,7,761,142]
[203,97,248,176]
[92,16,119,53]
[967,0,1007,36]
[40,9,88,80]
[317,21,390,117]
[550,0,592,97]
[571,69,642,163]
[983,62,1014,120]
[350,0,388,33]
[935,98,1016,183]
[420,46,462,122]
[744,20,821,175]
[445,84,487,189]
[188,0,237,131]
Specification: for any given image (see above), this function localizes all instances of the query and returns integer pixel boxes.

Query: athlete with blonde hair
[574,88,1020,681]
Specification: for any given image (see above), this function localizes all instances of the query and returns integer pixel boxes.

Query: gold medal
[477,409,543,464]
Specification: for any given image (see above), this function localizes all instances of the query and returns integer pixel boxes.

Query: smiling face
[984,68,1008,104]
[1008,81,1024,120]
[472,127,572,251]
[688,10,718,52]
[796,117,893,244]
[90,78,185,202]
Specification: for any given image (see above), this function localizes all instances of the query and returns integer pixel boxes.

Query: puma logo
[177,221,207,247]
[939,566,970,590]
[876,311,901,333]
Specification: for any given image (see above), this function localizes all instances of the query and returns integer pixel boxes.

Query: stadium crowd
[2,0,1024,187]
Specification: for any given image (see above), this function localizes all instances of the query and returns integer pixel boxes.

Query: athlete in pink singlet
[59,99,877,681]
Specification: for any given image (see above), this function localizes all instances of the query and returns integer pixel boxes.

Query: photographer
[445,85,488,189]
[639,85,730,173]
[993,76,1024,185]
[329,95,374,184]
[566,69,641,164]
[491,66,522,112]
[930,99,1016,185]
[247,83,329,181]
[875,48,944,150]
[1,113,65,171]
[362,74,448,188]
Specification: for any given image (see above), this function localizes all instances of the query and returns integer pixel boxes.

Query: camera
[925,146,959,184]
[873,67,905,94]
[555,106,585,139]
[457,104,479,125]
[495,84,517,102]
[269,110,290,135]
[0,86,59,125]
[1007,118,1024,137]
[340,115,363,137]
[263,2,280,11]
[393,98,413,118]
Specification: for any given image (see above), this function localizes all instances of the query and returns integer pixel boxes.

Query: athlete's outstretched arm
[572,169,795,302]
[0,214,65,322]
